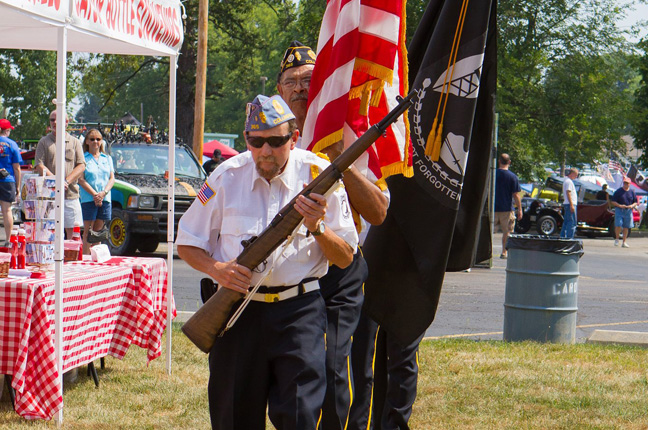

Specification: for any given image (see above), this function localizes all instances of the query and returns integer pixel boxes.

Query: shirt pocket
[65,146,75,162]
[219,216,262,257]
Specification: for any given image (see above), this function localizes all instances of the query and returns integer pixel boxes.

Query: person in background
[493,153,522,259]
[203,149,222,176]
[0,119,24,242]
[34,111,85,238]
[78,129,114,254]
[596,183,609,202]
[611,176,637,248]
[559,167,579,239]
[176,94,357,430]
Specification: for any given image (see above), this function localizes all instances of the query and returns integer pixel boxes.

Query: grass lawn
[2,324,647,429]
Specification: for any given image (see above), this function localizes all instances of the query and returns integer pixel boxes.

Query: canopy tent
[119,112,142,126]
[203,139,239,159]
[0,0,183,422]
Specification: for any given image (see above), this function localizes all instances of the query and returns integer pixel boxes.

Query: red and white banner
[301,0,411,182]
[3,0,68,22]
[72,0,183,53]
[1,0,183,54]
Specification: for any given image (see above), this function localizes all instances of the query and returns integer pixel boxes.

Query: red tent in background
[203,140,239,159]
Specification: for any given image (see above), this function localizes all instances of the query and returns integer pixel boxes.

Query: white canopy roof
[1,0,183,55]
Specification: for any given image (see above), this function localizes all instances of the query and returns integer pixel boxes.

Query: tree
[497,0,635,180]
[632,38,648,167]
[0,50,79,141]
[540,52,635,171]
[75,56,170,129]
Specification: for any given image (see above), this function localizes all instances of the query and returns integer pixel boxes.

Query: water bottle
[17,229,26,270]
[9,228,18,269]
[72,225,83,261]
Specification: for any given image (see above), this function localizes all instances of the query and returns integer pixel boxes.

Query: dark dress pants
[208,290,327,430]
[349,311,424,430]
[320,252,368,430]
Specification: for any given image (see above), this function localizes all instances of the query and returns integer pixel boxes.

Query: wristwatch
[311,220,326,236]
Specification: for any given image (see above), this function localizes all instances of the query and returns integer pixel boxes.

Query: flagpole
[490,112,498,267]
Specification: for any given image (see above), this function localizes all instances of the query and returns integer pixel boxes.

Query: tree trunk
[176,13,198,152]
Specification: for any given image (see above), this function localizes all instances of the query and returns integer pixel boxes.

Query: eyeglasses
[88,138,102,142]
[49,118,56,123]
[246,133,293,149]
[280,77,311,90]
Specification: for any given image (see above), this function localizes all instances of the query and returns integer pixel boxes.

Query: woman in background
[78,129,114,254]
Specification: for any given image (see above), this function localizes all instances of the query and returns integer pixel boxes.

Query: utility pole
[193,0,209,159]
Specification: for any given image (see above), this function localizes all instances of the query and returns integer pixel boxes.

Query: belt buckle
[265,293,280,303]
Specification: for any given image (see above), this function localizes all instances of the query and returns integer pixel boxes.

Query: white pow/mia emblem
[341,194,351,219]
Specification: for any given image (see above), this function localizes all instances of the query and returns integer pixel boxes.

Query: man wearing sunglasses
[277,42,390,430]
[35,111,85,238]
[177,94,358,430]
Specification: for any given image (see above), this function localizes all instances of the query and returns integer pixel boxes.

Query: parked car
[106,140,207,254]
[514,175,637,237]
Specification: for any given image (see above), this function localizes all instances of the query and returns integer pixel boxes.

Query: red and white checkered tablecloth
[0,257,174,420]
[68,256,175,362]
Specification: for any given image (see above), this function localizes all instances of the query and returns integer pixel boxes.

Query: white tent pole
[53,25,67,426]
[166,54,177,374]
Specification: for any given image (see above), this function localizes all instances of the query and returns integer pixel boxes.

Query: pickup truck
[106,140,207,254]
[14,136,208,255]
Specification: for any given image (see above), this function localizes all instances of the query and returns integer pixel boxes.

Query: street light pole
[260,76,268,95]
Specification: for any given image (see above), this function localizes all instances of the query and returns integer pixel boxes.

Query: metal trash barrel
[503,234,584,343]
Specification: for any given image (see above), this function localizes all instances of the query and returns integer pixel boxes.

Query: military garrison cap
[279,40,316,74]
[245,95,295,132]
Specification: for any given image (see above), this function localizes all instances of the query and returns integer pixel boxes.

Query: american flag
[608,159,625,175]
[300,0,411,182]
[197,182,215,205]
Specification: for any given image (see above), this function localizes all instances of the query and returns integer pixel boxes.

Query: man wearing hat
[176,94,358,430]
[202,148,223,176]
[0,119,24,241]
[611,176,638,248]
[277,41,390,430]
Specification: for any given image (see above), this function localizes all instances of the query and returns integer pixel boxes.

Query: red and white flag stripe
[301,0,410,181]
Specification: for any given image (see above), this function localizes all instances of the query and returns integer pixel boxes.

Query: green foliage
[203,0,317,149]
[497,0,635,181]
[74,55,170,128]
[0,50,79,141]
[632,38,648,167]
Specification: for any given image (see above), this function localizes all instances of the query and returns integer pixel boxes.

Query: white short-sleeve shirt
[176,148,358,287]
[562,177,577,205]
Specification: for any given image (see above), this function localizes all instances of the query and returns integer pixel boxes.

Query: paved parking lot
[425,233,648,342]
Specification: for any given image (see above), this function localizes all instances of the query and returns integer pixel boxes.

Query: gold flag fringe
[354,58,394,85]
[311,129,344,154]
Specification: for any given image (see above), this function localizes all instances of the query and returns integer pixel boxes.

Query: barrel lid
[506,234,584,256]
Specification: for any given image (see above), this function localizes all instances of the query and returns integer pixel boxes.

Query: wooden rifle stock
[181,92,415,353]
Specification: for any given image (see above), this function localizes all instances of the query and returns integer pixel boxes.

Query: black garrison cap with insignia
[279,40,316,75]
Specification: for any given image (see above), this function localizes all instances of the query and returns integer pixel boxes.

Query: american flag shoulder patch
[197,182,215,205]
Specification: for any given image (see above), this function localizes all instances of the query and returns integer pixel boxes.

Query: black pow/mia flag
[362,0,496,345]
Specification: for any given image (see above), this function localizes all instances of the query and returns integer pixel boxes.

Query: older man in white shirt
[176,94,358,430]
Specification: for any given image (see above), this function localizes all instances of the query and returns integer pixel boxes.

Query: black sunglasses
[88,138,102,142]
[246,132,293,149]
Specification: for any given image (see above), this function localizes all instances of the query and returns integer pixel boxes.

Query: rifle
[181,91,416,353]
